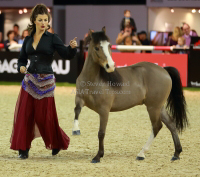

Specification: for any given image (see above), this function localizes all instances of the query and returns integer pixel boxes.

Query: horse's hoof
[91,159,100,163]
[136,156,145,160]
[171,156,180,161]
[72,130,81,135]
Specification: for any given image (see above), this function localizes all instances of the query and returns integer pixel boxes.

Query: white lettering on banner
[52,60,70,75]
[191,81,200,87]
[9,59,18,73]
[0,59,70,75]
[0,59,18,73]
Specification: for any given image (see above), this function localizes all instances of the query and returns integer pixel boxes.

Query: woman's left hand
[70,37,77,48]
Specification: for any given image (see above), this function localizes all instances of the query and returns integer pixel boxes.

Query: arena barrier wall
[0,52,78,83]
[84,52,188,87]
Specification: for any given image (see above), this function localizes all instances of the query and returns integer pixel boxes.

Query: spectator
[13,24,21,42]
[0,32,3,43]
[172,36,188,54]
[124,36,133,45]
[137,31,151,53]
[182,23,198,47]
[116,23,141,52]
[120,10,137,35]
[18,29,29,51]
[4,30,18,51]
[116,23,141,45]
[191,29,198,36]
[18,29,29,45]
[166,27,181,46]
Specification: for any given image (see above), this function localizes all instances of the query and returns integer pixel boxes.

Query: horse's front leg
[91,111,109,163]
[72,96,84,135]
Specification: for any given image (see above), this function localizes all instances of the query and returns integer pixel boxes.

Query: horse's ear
[84,30,92,46]
[89,29,93,38]
[102,26,106,33]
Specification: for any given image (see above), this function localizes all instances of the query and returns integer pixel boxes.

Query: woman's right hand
[20,66,26,74]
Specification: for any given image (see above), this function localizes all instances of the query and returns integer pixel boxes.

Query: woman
[166,26,181,46]
[18,29,29,51]
[10,4,77,159]
[18,29,29,45]
[4,30,18,51]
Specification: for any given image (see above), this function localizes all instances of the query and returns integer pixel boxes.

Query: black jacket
[18,31,77,74]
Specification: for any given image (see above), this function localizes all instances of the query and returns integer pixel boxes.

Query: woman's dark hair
[27,4,51,35]
[7,30,14,38]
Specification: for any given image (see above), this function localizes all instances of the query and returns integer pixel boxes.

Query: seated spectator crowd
[115,9,198,53]
[0,10,199,53]
[1,24,54,52]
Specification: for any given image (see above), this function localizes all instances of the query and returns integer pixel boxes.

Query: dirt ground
[0,85,199,177]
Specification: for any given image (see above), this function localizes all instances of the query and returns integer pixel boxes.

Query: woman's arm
[53,34,77,60]
[17,37,28,73]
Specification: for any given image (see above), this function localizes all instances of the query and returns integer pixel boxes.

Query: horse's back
[129,62,172,107]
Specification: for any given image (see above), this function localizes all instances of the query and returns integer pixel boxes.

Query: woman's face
[9,32,15,40]
[23,30,29,38]
[34,14,49,32]
[174,27,180,35]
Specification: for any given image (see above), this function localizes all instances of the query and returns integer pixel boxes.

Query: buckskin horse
[72,27,188,163]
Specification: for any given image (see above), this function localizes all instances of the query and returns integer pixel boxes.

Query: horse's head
[85,27,115,73]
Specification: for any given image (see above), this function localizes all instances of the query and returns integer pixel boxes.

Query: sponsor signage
[111,53,188,87]
[0,52,78,83]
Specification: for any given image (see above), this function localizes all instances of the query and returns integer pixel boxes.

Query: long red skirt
[10,88,70,151]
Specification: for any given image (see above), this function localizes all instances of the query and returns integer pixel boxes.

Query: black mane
[84,31,109,46]
[92,31,109,44]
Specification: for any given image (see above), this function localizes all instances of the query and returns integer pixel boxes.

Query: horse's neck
[81,52,100,81]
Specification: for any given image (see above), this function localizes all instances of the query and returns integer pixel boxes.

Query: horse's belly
[110,104,138,112]
[110,94,144,112]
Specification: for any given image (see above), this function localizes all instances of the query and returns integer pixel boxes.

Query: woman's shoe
[18,149,29,159]
[52,149,60,156]
[18,153,28,159]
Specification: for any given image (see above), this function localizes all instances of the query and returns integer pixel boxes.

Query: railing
[111,45,189,52]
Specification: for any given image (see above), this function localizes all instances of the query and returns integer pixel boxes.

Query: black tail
[164,67,188,133]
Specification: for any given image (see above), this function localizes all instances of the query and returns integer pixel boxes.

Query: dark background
[53,0,146,5]
[188,37,200,87]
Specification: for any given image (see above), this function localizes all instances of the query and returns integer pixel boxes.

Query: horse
[72,27,188,163]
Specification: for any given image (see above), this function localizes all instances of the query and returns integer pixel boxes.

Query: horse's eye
[95,47,99,51]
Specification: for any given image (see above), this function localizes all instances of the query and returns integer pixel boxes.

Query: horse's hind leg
[136,107,163,160]
[72,96,84,135]
[160,108,182,161]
